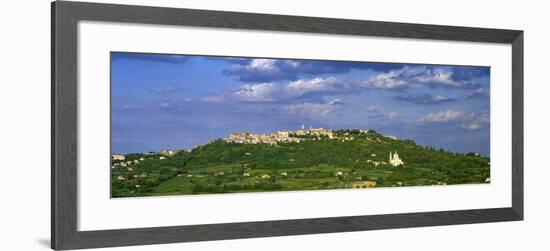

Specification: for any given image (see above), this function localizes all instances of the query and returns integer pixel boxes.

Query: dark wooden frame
[52,1,524,250]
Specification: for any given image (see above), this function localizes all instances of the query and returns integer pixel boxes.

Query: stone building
[351,181,377,188]
[112,154,125,160]
[160,150,179,156]
[226,125,335,144]
[308,128,334,138]
[227,132,250,143]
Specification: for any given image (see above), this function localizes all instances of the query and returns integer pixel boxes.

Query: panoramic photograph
[110,52,491,198]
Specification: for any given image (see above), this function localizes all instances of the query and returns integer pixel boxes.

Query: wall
[0,0,547,250]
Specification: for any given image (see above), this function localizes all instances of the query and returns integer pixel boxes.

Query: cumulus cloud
[284,99,343,118]
[223,59,300,82]
[223,57,489,91]
[224,64,488,103]
[464,87,490,99]
[460,113,490,130]
[417,110,473,123]
[362,66,486,90]
[329,99,345,105]
[232,83,279,102]
[248,59,277,71]
[223,58,404,82]
[362,68,411,90]
[417,109,489,130]
[284,77,352,97]
[394,93,455,105]
[230,77,355,102]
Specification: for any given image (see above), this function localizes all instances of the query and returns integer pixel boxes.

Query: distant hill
[111,129,490,197]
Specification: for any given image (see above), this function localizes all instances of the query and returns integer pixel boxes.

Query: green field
[111,129,490,197]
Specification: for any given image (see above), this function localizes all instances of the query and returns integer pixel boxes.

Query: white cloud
[464,87,490,99]
[394,93,455,105]
[284,99,343,118]
[388,112,401,120]
[417,109,472,123]
[202,96,226,104]
[366,106,384,113]
[460,122,482,130]
[363,66,481,90]
[226,65,484,103]
[157,102,172,108]
[231,77,353,102]
[232,83,278,102]
[363,69,408,89]
[121,105,140,111]
[226,59,279,73]
[413,68,458,87]
[329,99,345,105]
[417,109,489,130]
[460,113,490,130]
[433,95,449,102]
[284,77,350,96]
[224,59,300,82]
[247,59,278,71]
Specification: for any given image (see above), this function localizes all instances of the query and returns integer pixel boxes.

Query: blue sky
[111,52,490,156]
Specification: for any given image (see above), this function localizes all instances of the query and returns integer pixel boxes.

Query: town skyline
[111,52,490,155]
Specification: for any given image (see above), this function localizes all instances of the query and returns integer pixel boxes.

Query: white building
[160,150,179,156]
[389,152,404,167]
[112,154,125,160]
[385,135,398,140]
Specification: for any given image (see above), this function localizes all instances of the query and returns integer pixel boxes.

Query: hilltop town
[225,125,405,167]
[111,127,490,197]
[113,126,406,171]
[226,125,376,144]
[111,125,491,197]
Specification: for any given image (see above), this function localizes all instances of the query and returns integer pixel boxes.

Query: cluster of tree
[111,151,191,197]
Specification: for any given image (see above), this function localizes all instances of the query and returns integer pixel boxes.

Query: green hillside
[111,129,490,197]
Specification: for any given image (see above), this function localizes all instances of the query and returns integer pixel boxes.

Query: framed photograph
[52,1,523,250]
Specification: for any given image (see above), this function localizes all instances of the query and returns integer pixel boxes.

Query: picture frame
[51,1,523,250]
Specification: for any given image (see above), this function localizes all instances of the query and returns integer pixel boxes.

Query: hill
[111,129,490,197]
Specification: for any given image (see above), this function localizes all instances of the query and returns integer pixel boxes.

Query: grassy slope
[111,130,490,197]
